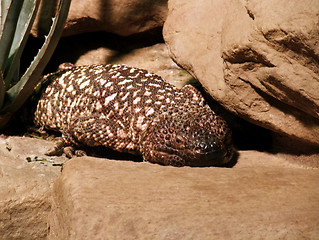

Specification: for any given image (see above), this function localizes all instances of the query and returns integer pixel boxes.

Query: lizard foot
[46,140,65,156]
[46,140,87,158]
[61,146,87,158]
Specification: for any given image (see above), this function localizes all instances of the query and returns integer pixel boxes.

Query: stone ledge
[48,153,319,239]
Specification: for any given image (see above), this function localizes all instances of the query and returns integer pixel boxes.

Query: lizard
[34,64,234,167]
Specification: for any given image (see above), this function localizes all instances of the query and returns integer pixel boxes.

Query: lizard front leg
[47,113,133,157]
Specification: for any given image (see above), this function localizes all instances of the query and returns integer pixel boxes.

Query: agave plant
[0,0,71,129]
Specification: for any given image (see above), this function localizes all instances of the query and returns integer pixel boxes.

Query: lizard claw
[46,140,87,158]
[64,147,87,158]
[46,140,65,156]
[74,149,87,157]
[63,146,75,158]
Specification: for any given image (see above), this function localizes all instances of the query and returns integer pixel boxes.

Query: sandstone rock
[163,0,319,148]
[49,34,194,88]
[1,136,318,239]
[32,0,168,37]
[75,43,194,88]
[48,154,319,239]
[0,136,66,239]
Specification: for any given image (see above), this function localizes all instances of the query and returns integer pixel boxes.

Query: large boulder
[33,0,168,37]
[163,0,319,149]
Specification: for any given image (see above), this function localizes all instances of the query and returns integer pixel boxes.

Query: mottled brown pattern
[34,64,233,166]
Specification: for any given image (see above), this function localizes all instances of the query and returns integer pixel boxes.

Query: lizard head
[140,106,234,167]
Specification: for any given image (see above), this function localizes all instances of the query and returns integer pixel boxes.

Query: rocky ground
[0,136,318,239]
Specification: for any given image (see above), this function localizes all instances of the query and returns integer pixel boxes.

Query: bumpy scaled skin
[34,64,233,166]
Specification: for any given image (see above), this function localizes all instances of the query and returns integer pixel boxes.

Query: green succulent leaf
[0,0,24,74]
[4,0,41,87]
[3,0,71,113]
[35,0,58,36]
[0,0,71,129]
[0,0,10,34]
[0,70,4,108]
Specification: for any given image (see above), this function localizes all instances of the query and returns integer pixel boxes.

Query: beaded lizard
[34,64,234,167]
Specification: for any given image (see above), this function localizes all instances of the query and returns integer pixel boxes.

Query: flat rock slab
[49,153,319,239]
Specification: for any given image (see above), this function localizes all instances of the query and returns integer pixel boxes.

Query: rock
[75,43,194,88]
[163,0,319,148]
[1,136,318,238]
[32,0,168,37]
[48,154,319,239]
[0,136,66,239]
[49,33,194,88]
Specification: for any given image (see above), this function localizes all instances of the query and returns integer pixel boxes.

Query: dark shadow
[84,145,143,163]
[20,27,164,76]
[44,28,164,74]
